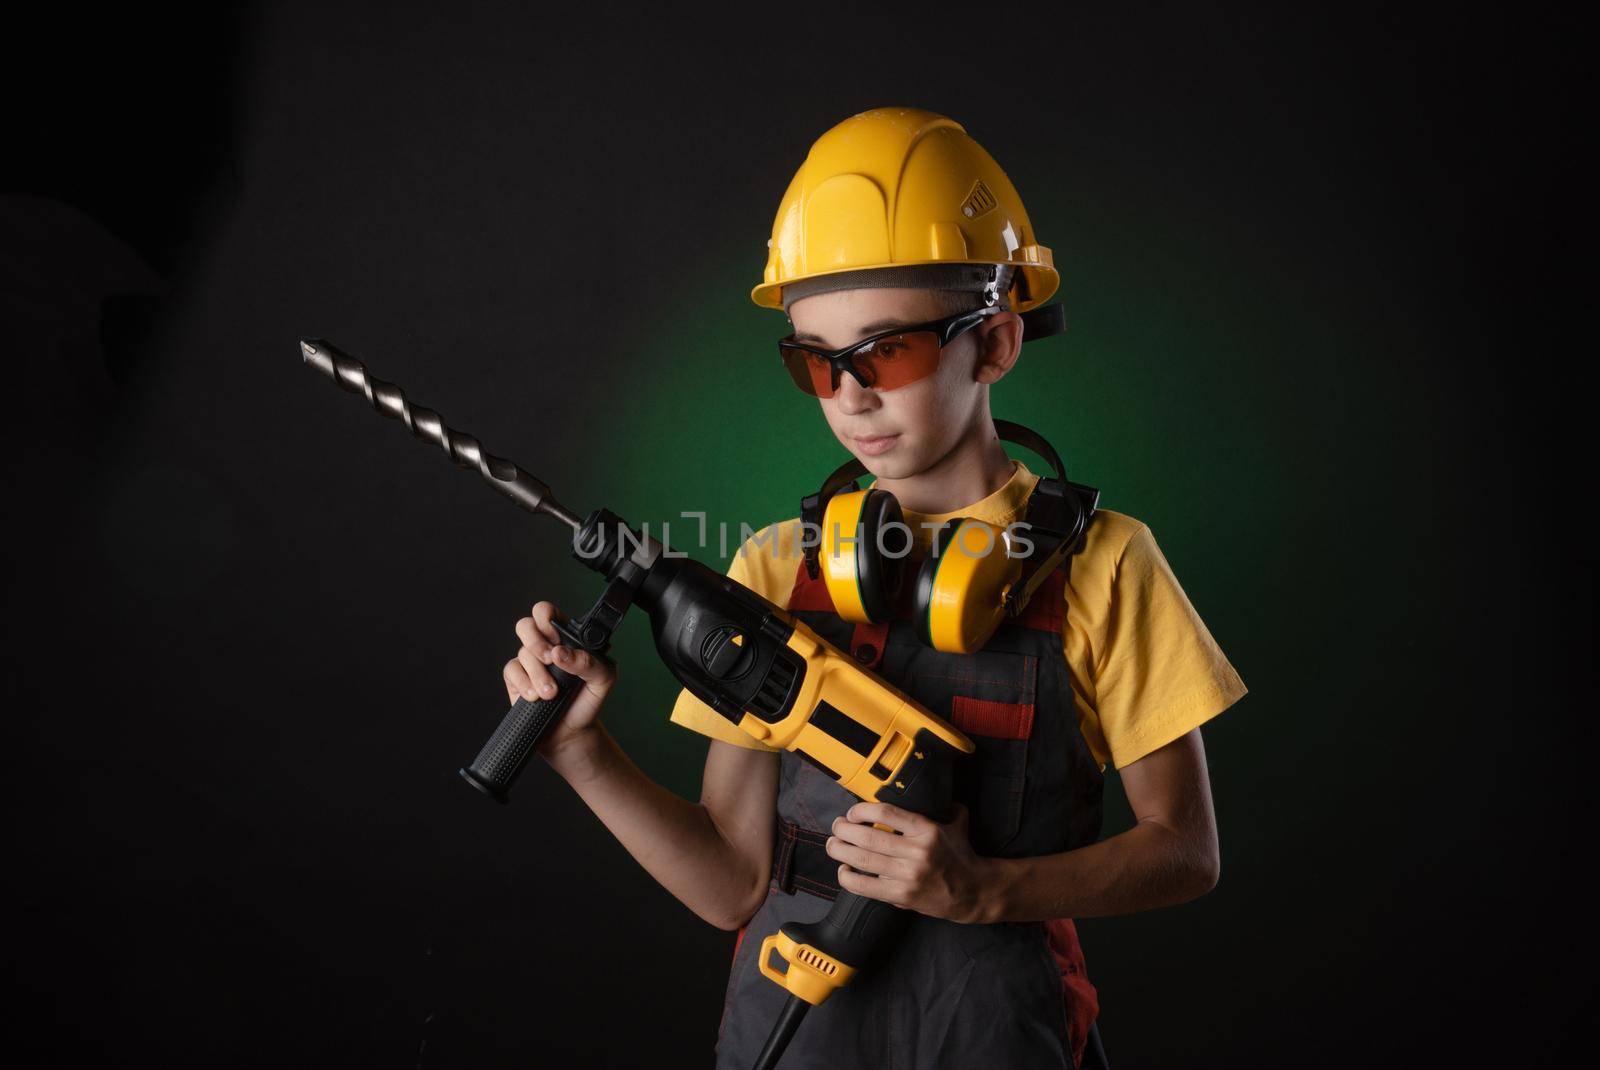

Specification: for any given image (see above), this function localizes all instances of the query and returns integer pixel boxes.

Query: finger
[515,616,555,662]
[548,643,617,691]
[826,836,911,879]
[837,865,907,907]
[531,601,566,643]
[503,658,539,703]
[517,645,558,698]
[831,815,919,858]
[845,802,931,838]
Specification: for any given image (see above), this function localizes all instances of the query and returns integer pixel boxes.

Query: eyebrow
[791,319,911,347]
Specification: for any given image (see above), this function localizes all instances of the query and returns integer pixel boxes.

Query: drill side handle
[459,662,591,803]
[459,612,616,803]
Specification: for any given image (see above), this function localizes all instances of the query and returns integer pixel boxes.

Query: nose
[833,367,879,415]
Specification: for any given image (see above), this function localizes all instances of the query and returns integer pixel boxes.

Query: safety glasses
[777,306,1001,398]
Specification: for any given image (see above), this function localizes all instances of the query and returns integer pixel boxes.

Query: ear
[972,312,1023,385]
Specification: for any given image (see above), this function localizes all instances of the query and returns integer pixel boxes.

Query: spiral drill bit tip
[299,338,582,530]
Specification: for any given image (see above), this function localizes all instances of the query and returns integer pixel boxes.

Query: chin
[854,451,917,480]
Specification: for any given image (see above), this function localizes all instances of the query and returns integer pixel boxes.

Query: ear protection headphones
[800,421,1100,653]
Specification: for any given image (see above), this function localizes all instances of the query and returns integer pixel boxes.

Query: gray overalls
[713,558,1110,1070]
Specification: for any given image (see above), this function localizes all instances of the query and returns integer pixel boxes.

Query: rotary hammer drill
[300,338,974,1069]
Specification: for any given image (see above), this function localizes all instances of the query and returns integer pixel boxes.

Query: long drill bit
[299,338,582,530]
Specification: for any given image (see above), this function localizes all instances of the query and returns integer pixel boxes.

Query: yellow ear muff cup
[820,490,868,622]
[821,488,907,622]
[915,518,1023,653]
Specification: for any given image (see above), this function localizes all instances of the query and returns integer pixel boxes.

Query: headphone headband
[800,421,1097,581]
[991,420,1066,483]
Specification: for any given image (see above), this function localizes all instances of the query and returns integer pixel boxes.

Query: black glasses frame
[777,305,1002,393]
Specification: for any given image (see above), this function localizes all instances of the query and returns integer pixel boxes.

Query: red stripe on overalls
[731,558,1098,1065]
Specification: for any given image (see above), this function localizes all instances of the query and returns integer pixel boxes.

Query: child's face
[787,287,1008,481]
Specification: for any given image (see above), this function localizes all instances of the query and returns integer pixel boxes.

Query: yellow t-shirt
[667,460,1247,770]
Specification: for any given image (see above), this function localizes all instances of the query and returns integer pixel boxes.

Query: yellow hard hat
[752,107,1060,315]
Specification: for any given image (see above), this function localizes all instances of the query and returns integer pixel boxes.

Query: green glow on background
[582,184,1357,798]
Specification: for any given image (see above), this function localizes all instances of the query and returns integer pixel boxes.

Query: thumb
[550,643,616,693]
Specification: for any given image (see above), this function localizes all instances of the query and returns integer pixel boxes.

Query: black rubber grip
[459,664,587,803]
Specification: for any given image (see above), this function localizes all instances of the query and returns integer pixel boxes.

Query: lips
[850,432,901,457]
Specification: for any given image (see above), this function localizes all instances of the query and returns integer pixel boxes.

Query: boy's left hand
[826,800,994,924]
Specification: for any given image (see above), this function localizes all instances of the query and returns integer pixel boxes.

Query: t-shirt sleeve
[666,527,789,753]
[1091,523,1248,769]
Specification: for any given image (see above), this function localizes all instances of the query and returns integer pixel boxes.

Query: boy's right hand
[503,600,617,762]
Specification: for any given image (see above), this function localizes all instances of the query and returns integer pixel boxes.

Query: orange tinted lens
[849,332,943,392]
[780,346,837,397]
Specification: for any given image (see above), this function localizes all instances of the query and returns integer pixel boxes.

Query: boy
[503,108,1247,1068]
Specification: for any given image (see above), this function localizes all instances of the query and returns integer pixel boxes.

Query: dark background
[3,3,1585,1067]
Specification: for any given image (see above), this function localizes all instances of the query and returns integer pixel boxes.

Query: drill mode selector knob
[702,626,756,679]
